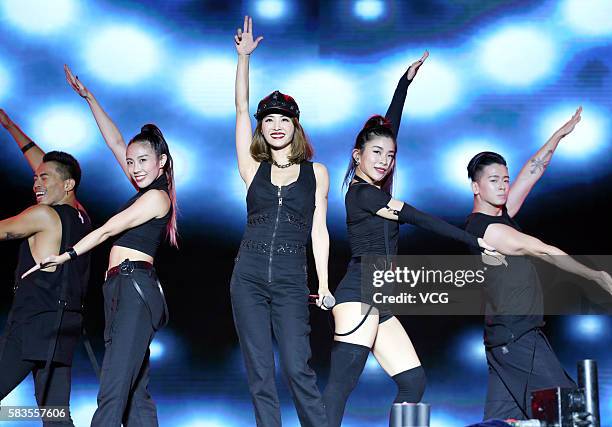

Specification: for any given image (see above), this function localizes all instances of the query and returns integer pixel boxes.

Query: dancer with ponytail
[323,52,497,426]
[23,65,178,426]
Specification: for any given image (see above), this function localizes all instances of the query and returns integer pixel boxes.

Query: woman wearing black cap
[322,52,497,426]
[24,65,177,427]
[231,16,331,427]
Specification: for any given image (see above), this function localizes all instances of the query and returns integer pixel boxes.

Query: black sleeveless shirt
[239,161,316,280]
[464,208,545,347]
[11,204,92,364]
[113,174,171,257]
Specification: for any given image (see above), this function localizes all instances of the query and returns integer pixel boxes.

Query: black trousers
[230,253,328,427]
[484,328,576,420]
[0,323,74,426]
[91,262,168,427]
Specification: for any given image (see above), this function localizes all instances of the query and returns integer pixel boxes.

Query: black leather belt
[106,260,153,280]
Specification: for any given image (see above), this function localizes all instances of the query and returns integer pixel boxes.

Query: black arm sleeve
[398,203,480,249]
[384,74,412,139]
[353,184,392,214]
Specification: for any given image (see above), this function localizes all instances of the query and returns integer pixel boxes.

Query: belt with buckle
[106,260,153,280]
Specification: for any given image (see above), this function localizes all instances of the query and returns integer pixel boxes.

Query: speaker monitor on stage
[530,360,600,427]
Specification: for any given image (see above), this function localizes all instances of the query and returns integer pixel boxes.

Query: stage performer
[464,107,612,420]
[0,109,91,426]
[23,65,177,427]
[322,52,497,427]
[230,16,332,427]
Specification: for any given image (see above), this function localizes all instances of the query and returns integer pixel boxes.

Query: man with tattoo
[464,107,612,420]
[0,109,91,426]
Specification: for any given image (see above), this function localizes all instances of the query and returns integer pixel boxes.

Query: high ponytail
[129,124,179,248]
[343,114,396,193]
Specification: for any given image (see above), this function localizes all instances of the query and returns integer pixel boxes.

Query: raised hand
[234,15,263,56]
[21,253,70,279]
[0,108,12,128]
[64,64,90,99]
[406,50,429,81]
[554,106,582,139]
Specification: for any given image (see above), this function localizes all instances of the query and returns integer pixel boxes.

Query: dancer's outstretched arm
[506,106,582,217]
[311,163,333,308]
[483,223,612,294]
[352,183,495,253]
[0,109,45,171]
[235,15,263,185]
[22,189,169,277]
[384,51,428,138]
[64,64,133,186]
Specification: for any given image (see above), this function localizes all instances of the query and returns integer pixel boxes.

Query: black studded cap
[254,90,300,120]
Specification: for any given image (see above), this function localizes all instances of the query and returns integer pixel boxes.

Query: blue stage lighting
[537,104,608,159]
[562,0,612,36]
[385,57,461,119]
[179,56,236,118]
[30,105,96,155]
[570,315,608,340]
[71,401,97,426]
[443,138,507,190]
[354,0,385,21]
[284,68,357,127]
[363,353,383,375]
[256,0,286,19]
[0,63,9,101]
[83,26,160,85]
[149,339,165,360]
[1,379,33,406]
[2,0,76,34]
[479,25,557,87]
[167,139,194,188]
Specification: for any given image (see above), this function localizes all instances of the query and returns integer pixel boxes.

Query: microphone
[308,294,336,309]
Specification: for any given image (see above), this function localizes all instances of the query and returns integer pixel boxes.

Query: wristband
[66,247,78,260]
[21,142,37,154]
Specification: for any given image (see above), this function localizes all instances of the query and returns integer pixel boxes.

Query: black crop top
[113,174,171,257]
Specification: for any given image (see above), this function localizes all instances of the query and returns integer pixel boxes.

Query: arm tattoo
[529,150,553,175]
[2,232,26,241]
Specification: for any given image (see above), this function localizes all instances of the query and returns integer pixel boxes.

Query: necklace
[272,159,294,169]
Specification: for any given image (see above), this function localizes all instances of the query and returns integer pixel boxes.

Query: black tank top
[239,161,316,278]
[464,208,544,347]
[10,204,92,364]
[113,174,171,257]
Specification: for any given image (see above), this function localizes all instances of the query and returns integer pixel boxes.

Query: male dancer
[464,107,612,420]
[0,109,91,426]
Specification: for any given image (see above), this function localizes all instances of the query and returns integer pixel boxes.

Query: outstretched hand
[406,50,429,81]
[21,253,70,279]
[234,15,263,56]
[64,64,90,99]
[0,108,12,128]
[554,106,582,139]
[594,270,612,295]
[478,238,508,267]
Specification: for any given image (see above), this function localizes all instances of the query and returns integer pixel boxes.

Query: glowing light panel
[84,26,160,85]
[562,0,612,36]
[284,68,357,126]
[443,139,507,189]
[32,105,95,154]
[0,63,9,101]
[2,0,75,34]
[256,0,286,19]
[354,0,385,21]
[180,57,236,117]
[480,26,556,87]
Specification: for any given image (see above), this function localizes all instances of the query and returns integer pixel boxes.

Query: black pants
[0,323,74,426]
[230,253,328,427]
[484,328,576,420]
[91,262,168,427]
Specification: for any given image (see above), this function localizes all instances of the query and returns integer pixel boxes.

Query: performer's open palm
[554,106,582,139]
[21,253,70,279]
[406,51,429,80]
[235,16,263,56]
[64,64,90,98]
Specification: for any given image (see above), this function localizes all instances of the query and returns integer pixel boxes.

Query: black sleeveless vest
[239,161,316,279]
[10,204,92,364]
